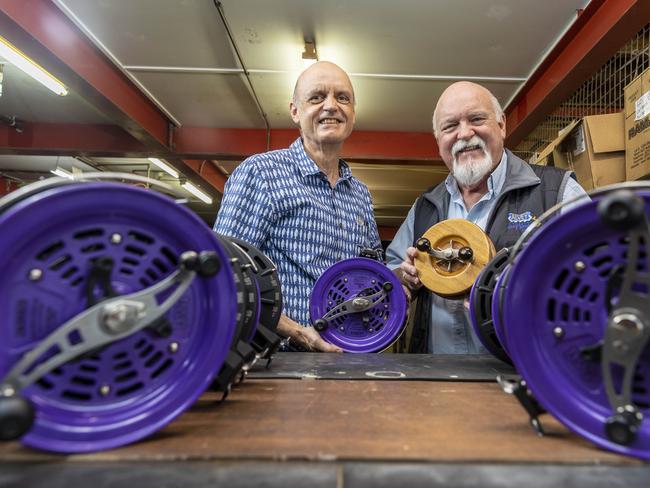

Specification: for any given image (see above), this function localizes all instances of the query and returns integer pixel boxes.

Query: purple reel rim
[503,192,650,460]
[0,181,237,453]
[491,264,512,358]
[309,257,407,353]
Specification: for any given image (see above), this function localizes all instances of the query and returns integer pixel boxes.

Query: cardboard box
[532,113,625,190]
[624,67,650,180]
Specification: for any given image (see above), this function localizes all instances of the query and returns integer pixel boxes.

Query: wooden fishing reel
[414,219,495,297]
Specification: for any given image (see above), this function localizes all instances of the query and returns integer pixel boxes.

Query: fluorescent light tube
[0,36,68,96]
[182,182,213,204]
[148,157,179,178]
[50,167,73,179]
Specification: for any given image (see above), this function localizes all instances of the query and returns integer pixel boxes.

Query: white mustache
[451,136,487,158]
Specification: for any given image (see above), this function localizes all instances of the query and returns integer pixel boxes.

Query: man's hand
[276,314,343,353]
[397,246,423,292]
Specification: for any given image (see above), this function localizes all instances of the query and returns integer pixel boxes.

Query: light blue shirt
[215,138,381,326]
[385,151,588,354]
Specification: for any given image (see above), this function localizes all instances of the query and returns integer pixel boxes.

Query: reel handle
[598,190,646,231]
[0,387,35,441]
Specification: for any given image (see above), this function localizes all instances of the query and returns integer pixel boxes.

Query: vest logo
[507,211,536,231]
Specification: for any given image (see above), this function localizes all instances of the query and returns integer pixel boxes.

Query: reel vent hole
[36,378,53,390]
[36,241,64,261]
[81,243,106,254]
[584,242,609,256]
[113,351,128,360]
[115,371,137,383]
[145,351,163,368]
[122,257,138,266]
[62,390,92,401]
[145,268,159,281]
[547,298,556,322]
[73,229,104,240]
[139,278,151,288]
[161,247,178,266]
[61,267,79,280]
[125,245,146,257]
[578,285,590,300]
[153,258,169,274]
[113,360,132,371]
[128,231,154,245]
[567,278,580,295]
[553,269,569,290]
[593,256,614,269]
[151,359,173,379]
[139,344,154,359]
[120,268,134,276]
[560,303,570,322]
[71,376,96,387]
[116,383,144,397]
[49,255,72,271]
[79,364,98,373]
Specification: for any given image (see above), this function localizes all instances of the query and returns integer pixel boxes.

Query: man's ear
[289,102,300,124]
[498,113,506,139]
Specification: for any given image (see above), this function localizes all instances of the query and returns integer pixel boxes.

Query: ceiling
[1,0,634,230]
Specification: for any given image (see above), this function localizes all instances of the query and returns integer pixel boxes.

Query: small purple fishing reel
[468,247,512,364]
[495,185,650,460]
[310,257,407,353]
[0,177,238,453]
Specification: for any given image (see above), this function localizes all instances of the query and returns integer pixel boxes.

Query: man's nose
[457,121,474,140]
[322,93,338,111]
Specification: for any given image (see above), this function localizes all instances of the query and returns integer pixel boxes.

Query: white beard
[451,136,493,188]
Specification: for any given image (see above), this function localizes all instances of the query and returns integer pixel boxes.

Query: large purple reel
[502,190,650,459]
[309,257,407,353]
[469,247,512,364]
[0,180,237,453]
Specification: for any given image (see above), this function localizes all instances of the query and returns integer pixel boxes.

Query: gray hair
[432,91,504,137]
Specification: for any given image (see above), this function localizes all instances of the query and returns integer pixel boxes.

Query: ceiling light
[182,181,213,204]
[50,167,73,179]
[0,36,68,96]
[148,157,179,179]
[302,40,318,68]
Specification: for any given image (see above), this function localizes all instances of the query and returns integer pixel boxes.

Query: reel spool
[414,219,495,297]
[209,235,284,394]
[226,237,283,360]
[0,178,239,453]
[493,185,650,460]
[468,247,512,364]
[309,257,407,353]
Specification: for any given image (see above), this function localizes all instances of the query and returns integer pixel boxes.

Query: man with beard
[215,61,380,352]
[385,81,587,354]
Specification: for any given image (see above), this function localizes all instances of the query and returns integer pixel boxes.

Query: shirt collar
[444,150,508,200]
[289,138,352,181]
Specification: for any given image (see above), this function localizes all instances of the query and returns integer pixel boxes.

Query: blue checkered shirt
[214,138,381,326]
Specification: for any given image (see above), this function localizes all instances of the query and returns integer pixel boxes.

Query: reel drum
[0,180,238,453]
[310,257,407,353]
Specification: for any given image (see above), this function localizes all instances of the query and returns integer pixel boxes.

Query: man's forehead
[437,93,493,119]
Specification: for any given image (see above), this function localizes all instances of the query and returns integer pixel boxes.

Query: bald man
[215,62,380,352]
[386,81,588,354]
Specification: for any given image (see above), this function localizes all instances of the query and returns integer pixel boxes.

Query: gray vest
[409,150,574,353]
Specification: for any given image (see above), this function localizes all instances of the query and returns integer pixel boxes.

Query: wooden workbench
[1,354,648,487]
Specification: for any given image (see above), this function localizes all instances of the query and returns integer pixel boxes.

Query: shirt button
[338,222,343,228]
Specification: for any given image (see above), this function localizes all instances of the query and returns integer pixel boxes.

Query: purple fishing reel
[469,247,512,364]
[0,177,238,453]
[310,257,407,353]
[495,185,650,460]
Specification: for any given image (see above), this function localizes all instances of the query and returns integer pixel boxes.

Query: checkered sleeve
[213,158,276,248]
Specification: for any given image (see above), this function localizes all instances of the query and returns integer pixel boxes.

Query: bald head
[292,61,355,106]
[432,81,503,137]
